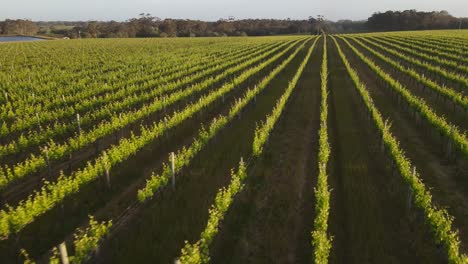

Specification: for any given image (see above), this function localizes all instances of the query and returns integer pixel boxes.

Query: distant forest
[0,10,466,38]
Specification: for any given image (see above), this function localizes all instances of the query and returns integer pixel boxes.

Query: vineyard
[0,30,467,263]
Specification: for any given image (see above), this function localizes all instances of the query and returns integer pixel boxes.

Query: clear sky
[1,0,467,21]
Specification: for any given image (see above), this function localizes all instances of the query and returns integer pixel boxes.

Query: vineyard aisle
[326,38,443,263]
[209,38,322,264]
[92,39,314,263]
[336,35,468,254]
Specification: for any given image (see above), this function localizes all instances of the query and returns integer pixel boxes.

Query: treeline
[0,10,466,38]
[35,14,319,38]
[0,19,39,36]
[366,10,466,31]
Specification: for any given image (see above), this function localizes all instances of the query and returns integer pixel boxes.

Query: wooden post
[117,113,123,142]
[95,139,100,153]
[76,113,81,135]
[446,126,454,160]
[415,110,420,126]
[199,98,203,118]
[164,117,168,139]
[407,167,415,211]
[391,159,395,176]
[68,153,73,174]
[44,147,51,178]
[163,96,166,115]
[36,113,41,132]
[171,152,175,190]
[380,123,386,153]
[105,168,111,189]
[58,242,69,264]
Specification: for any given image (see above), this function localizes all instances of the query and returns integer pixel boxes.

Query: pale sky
[1,0,467,21]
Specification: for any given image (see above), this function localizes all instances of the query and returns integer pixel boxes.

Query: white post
[171,152,175,190]
[36,113,41,131]
[199,98,203,117]
[446,126,454,159]
[44,146,51,178]
[164,117,168,138]
[58,242,69,264]
[76,113,81,135]
[408,167,416,210]
[105,169,111,189]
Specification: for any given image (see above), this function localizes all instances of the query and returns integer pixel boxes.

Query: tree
[160,19,177,37]
[86,21,99,38]
[0,19,38,35]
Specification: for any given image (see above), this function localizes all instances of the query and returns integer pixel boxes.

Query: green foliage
[0,39,296,190]
[338,36,468,157]
[0,37,306,238]
[19,248,35,264]
[350,36,467,110]
[365,36,468,87]
[71,216,112,263]
[179,159,246,264]
[332,35,468,264]
[311,35,332,264]
[178,37,319,264]
[138,37,311,201]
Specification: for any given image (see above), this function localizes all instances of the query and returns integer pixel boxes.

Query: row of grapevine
[137,37,314,201]
[49,216,112,264]
[348,37,467,109]
[0,39,300,191]
[0,40,290,160]
[0,38,268,109]
[0,37,308,238]
[19,216,112,264]
[377,36,468,72]
[36,37,313,264]
[364,36,468,87]
[331,35,467,264]
[0,41,281,142]
[0,41,228,117]
[338,37,468,157]
[177,36,318,264]
[310,35,332,263]
[385,36,468,64]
